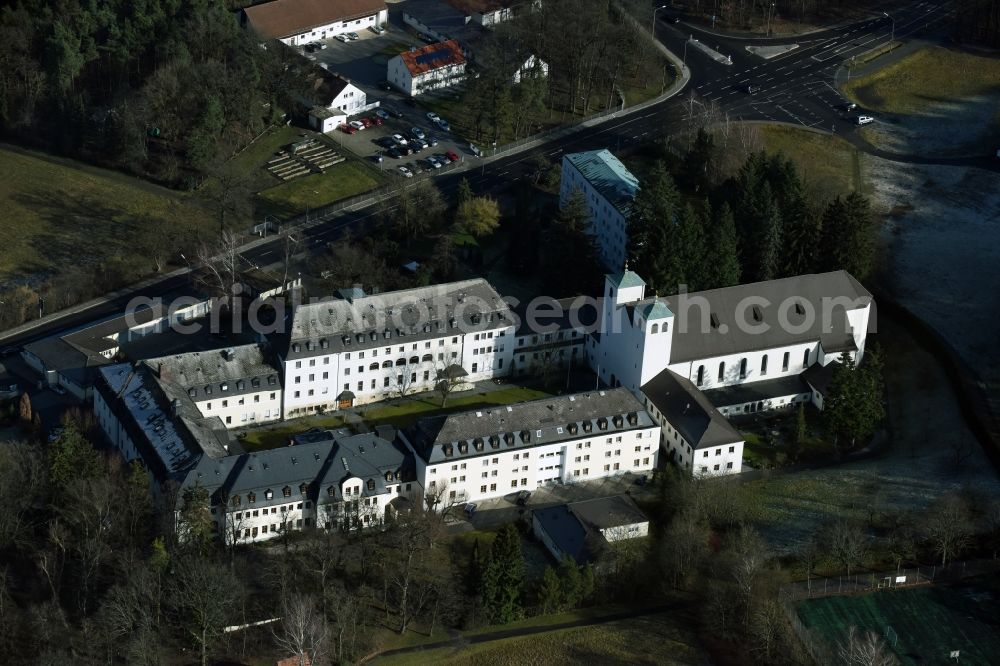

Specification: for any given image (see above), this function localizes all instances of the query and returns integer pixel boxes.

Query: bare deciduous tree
[274,594,329,666]
[924,494,973,566]
[825,518,868,577]
[171,557,242,666]
[838,625,897,666]
[194,230,243,301]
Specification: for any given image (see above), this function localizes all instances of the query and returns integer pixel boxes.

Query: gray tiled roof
[653,270,871,363]
[702,374,811,408]
[144,344,280,402]
[533,495,647,564]
[287,278,513,360]
[405,388,654,465]
[642,369,742,450]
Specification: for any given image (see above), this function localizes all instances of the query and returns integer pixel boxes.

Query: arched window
[369,363,379,371]
[409,356,419,365]
[739,358,747,379]
[651,323,659,334]
[696,365,705,386]
[382,360,393,369]
[422,354,433,362]
[803,348,810,367]
[718,362,725,382]
[760,355,768,375]
[395,358,406,366]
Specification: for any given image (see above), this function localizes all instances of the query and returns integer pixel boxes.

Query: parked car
[426,111,441,123]
[464,503,477,518]
[436,153,452,165]
[426,134,439,147]
[360,117,374,128]
[339,123,357,134]
[303,43,317,53]
[468,143,482,157]
[349,120,365,131]
[515,490,531,506]
[370,115,384,126]
[445,149,459,162]
[372,153,383,164]
[374,108,390,120]
[345,31,359,41]
[313,41,327,50]
[387,147,403,159]
[855,114,874,125]
[426,155,441,169]
[384,105,403,118]
[391,133,408,146]
[398,165,413,178]
[434,117,450,131]
[410,137,427,151]
[370,24,386,35]
[335,34,350,43]
[410,127,425,140]
[375,135,396,149]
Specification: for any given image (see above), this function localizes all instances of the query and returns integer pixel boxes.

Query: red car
[445,150,459,162]
[339,123,357,134]
[360,117,374,128]
[369,115,384,126]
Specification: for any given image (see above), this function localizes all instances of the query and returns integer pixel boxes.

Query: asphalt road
[0,0,975,350]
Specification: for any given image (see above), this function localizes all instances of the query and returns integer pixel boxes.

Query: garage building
[241,0,389,45]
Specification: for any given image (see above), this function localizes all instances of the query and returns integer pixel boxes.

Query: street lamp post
[683,35,691,65]
[883,12,895,42]
[766,2,776,36]
[651,5,667,38]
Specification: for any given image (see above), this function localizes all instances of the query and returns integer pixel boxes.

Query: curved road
[1,0,989,349]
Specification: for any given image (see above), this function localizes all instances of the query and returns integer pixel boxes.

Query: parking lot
[299,25,482,180]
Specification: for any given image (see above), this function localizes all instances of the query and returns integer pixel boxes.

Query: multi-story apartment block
[400,388,659,507]
[559,149,639,271]
[282,278,515,416]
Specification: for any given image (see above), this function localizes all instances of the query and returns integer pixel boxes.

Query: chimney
[170,398,180,416]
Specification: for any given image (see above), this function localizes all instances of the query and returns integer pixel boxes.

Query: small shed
[308,107,345,134]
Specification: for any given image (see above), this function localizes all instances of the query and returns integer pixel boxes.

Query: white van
[855,115,874,125]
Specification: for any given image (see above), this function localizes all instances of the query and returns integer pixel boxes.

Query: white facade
[388,42,467,97]
[559,150,638,271]
[309,107,347,133]
[512,54,548,84]
[326,79,366,114]
[193,385,283,427]
[273,10,388,46]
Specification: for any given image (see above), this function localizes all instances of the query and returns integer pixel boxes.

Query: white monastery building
[400,388,659,507]
[282,278,515,416]
[388,40,467,97]
[588,268,873,477]
[559,149,639,271]
[241,0,388,45]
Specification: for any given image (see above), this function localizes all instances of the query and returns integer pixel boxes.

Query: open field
[0,145,214,287]
[239,386,550,451]
[375,608,704,665]
[756,124,865,202]
[841,45,1000,157]
[797,576,1000,664]
[743,315,1000,554]
[255,157,385,220]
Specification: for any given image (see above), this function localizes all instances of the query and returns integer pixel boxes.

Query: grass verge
[756,124,865,201]
[240,386,551,451]
[376,607,704,665]
[0,145,214,286]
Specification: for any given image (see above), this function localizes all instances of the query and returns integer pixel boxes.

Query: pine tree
[823,351,885,452]
[676,202,708,291]
[481,524,524,624]
[681,128,716,194]
[538,566,562,613]
[545,190,601,296]
[457,177,474,205]
[709,202,741,288]
[629,161,681,293]
[557,555,583,608]
[768,155,817,276]
[820,192,876,279]
[757,187,783,281]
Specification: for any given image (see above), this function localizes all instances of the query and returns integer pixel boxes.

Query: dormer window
[282,486,291,497]
[221,383,228,392]
[367,479,375,490]
[292,343,300,353]
[299,483,308,495]
[237,381,245,390]
[230,495,241,506]
[327,486,336,497]
[264,489,273,500]
[205,385,212,395]
[188,388,196,397]
[248,492,256,504]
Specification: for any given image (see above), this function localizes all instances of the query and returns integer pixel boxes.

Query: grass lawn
[756,124,865,202]
[227,125,304,192]
[255,158,385,220]
[376,607,704,665]
[796,576,1000,665]
[842,45,1000,115]
[0,145,214,287]
[240,386,551,451]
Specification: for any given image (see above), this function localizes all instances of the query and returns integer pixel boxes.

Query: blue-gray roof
[564,149,638,213]
[638,298,673,321]
[608,269,646,291]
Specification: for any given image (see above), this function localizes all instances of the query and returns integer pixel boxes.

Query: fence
[780,559,1000,665]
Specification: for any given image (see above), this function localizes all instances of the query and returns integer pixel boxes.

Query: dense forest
[0,0,303,187]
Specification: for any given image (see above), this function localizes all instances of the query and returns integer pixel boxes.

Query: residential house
[399,388,659,507]
[241,0,388,45]
[388,40,467,96]
[559,150,639,271]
